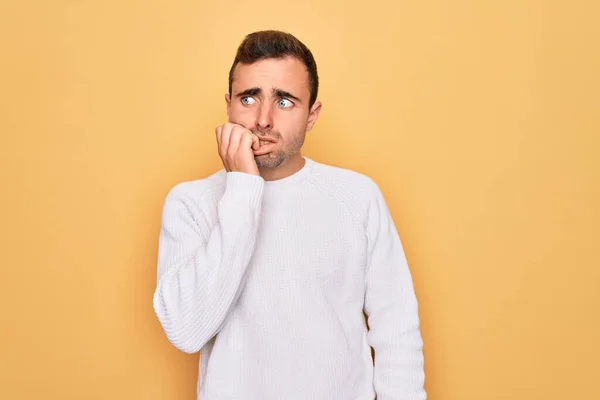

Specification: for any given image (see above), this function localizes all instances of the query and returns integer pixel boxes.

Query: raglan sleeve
[153,172,264,354]
[363,180,427,399]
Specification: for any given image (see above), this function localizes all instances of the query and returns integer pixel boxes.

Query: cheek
[273,110,308,132]
[228,104,256,125]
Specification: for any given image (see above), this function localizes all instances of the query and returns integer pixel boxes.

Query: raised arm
[153,172,264,353]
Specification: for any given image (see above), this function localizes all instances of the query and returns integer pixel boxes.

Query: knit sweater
[153,157,426,400]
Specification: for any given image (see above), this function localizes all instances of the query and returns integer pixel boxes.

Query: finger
[227,126,243,160]
[242,132,259,152]
[217,124,232,170]
[220,123,233,157]
[250,133,260,151]
[215,126,223,153]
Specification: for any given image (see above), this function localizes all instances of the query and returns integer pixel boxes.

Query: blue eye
[278,98,293,108]
[241,96,256,105]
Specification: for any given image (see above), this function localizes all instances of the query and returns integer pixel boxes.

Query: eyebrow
[234,87,302,103]
[274,89,301,103]
[235,87,262,98]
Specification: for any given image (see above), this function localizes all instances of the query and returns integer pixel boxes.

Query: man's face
[226,56,321,169]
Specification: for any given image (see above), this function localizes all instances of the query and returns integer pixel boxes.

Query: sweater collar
[263,157,314,190]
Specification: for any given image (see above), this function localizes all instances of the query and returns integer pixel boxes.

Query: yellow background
[1,1,598,399]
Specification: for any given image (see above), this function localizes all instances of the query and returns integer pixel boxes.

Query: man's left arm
[363,181,427,400]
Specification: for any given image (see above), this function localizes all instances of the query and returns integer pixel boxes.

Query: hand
[215,123,261,176]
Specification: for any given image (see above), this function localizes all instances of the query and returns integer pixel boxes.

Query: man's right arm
[152,172,264,354]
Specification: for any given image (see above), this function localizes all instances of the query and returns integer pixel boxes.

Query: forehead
[231,57,310,98]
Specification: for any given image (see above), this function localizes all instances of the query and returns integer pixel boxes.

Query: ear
[225,93,231,118]
[306,101,322,132]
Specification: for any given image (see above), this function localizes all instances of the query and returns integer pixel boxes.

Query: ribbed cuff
[222,172,265,209]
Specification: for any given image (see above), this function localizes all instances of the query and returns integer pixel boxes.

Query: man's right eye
[241,96,256,105]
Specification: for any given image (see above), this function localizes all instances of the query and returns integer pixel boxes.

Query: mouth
[253,133,278,156]
[255,133,278,143]
[254,141,276,156]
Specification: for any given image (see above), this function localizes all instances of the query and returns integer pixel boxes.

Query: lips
[256,135,277,143]
[254,141,276,156]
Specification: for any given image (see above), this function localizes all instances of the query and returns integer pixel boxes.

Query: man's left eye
[278,99,293,108]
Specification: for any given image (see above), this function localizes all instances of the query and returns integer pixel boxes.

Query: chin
[255,152,286,169]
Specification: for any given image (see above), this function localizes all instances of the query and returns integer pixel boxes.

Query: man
[153,30,426,399]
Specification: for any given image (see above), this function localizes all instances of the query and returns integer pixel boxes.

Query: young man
[153,30,427,399]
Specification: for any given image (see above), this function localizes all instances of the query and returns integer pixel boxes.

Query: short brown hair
[228,30,319,108]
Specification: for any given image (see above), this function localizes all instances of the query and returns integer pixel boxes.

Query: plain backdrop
[1,0,598,399]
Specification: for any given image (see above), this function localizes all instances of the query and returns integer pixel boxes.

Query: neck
[259,153,305,181]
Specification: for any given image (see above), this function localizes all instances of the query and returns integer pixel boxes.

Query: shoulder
[310,159,379,189]
[307,159,385,222]
[163,169,228,212]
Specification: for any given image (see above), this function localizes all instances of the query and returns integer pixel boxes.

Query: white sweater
[153,157,426,400]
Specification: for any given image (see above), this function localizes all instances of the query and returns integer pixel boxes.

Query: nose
[255,102,273,131]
